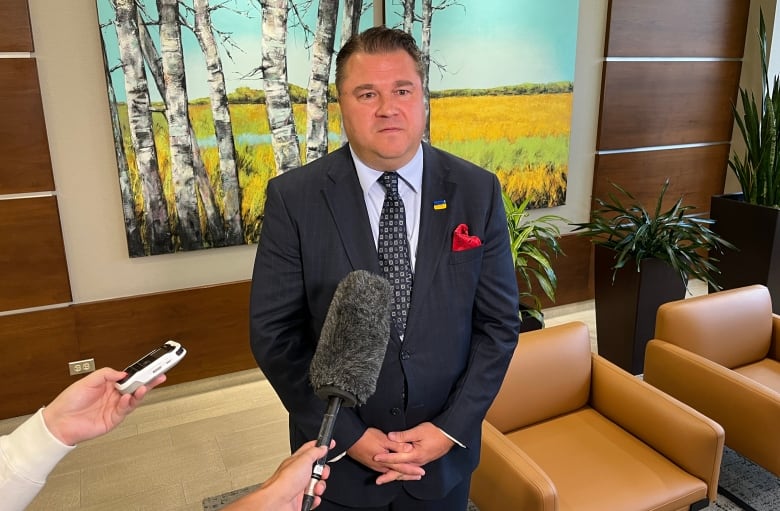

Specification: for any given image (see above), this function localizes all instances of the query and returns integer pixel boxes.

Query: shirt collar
[351,144,423,194]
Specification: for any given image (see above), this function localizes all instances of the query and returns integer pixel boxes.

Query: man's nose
[376,95,398,116]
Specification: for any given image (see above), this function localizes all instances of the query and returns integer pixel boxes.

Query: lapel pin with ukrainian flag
[433,200,447,210]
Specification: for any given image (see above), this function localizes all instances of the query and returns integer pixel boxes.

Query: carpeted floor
[709,447,780,511]
[203,447,778,511]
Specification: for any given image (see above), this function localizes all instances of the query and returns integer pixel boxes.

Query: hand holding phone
[115,340,187,394]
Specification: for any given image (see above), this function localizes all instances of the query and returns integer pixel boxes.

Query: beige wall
[27,0,605,304]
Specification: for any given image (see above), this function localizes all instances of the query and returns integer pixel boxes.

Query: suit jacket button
[400,350,410,360]
[390,407,401,416]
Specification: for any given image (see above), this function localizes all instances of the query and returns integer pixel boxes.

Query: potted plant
[572,180,734,374]
[711,9,780,312]
[503,191,566,332]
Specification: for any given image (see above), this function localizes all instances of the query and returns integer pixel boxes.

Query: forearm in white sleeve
[0,408,75,511]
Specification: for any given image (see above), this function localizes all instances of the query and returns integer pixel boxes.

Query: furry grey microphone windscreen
[309,270,392,407]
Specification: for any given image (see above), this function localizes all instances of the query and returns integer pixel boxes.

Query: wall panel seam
[605,57,741,62]
[597,141,731,155]
[0,191,57,200]
[0,302,72,318]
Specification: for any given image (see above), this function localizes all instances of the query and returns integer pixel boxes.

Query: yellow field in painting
[431,93,572,141]
[118,92,570,244]
[429,93,571,208]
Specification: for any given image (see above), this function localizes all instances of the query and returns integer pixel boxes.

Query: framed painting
[97,0,576,257]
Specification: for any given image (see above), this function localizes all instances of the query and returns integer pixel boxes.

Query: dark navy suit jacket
[249,143,520,506]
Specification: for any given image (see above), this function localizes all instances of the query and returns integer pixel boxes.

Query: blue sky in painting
[393,0,580,90]
[98,0,579,102]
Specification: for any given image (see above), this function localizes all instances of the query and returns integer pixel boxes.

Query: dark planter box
[594,245,686,375]
[709,193,780,314]
[519,304,543,332]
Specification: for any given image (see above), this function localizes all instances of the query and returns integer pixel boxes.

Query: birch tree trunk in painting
[137,14,225,248]
[114,0,173,255]
[341,0,363,46]
[262,0,301,174]
[305,0,338,163]
[194,0,244,245]
[100,26,144,257]
[137,12,166,96]
[158,0,203,250]
[402,0,415,34]
[421,0,433,142]
[339,0,363,145]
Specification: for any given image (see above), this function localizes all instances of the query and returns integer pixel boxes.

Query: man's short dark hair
[335,26,424,93]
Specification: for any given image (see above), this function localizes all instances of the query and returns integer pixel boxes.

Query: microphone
[301,270,392,511]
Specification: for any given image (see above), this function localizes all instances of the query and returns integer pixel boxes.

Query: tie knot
[380,172,399,195]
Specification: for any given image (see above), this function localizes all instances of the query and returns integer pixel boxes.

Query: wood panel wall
[595,0,749,212]
[0,6,70,315]
[0,308,80,418]
[74,282,257,390]
[604,0,749,58]
[0,1,72,417]
[0,59,54,193]
[0,197,71,310]
[0,282,257,418]
[0,0,33,52]
[598,61,741,150]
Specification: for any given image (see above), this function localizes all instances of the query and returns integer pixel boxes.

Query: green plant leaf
[503,190,567,320]
[729,8,780,208]
[570,179,736,290]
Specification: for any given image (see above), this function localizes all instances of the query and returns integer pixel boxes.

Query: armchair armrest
[645,338,780,476]
[771,314,780,361]
[471,421,557,511]
[590,354,724,502]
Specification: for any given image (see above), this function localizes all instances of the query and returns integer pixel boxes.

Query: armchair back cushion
[654,285,772,368]
[487,321,591,433]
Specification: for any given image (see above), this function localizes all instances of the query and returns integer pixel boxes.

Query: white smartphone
[115,340,187,394]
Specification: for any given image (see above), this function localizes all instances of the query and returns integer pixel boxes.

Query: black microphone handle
[301,395,342,511]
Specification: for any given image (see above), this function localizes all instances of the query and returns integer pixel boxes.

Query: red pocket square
[452,223,482,251]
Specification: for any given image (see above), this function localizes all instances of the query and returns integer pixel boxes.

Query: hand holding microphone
[301,270,393,511]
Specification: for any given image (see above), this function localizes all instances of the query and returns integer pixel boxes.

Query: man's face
[338,49,426,171]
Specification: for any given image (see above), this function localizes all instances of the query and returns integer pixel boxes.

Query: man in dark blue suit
[250,26,520,510]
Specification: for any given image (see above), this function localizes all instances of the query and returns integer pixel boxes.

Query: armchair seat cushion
[506,407,708,511]
[734,358,780,393]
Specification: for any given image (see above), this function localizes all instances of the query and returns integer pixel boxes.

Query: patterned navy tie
[378,172,413,337]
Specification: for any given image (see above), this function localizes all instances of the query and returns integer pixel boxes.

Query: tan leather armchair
[644,284,780,476]
[470,321,724,511]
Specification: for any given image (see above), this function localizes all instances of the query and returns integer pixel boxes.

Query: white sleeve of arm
[0,408,75,511]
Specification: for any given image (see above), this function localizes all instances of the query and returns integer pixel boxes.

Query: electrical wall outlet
[68,358,95,376]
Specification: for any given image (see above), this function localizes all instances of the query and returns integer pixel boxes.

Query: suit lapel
[409,145,456,329]
[321,147,382,275]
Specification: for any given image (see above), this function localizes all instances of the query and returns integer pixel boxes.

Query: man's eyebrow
[351,80,416,93]
[352,83,375,93]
